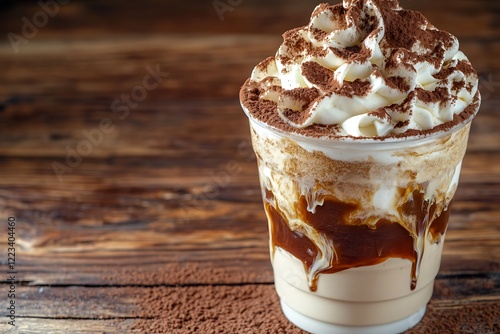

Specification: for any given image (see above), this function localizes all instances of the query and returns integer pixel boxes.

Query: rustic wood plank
[0,0,498,38]
[0,319,137,334]
[7,286,139,318]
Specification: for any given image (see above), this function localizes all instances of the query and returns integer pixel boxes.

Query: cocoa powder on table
[131,284,305,334]
[130,283,499,334]
[117,263,303,333]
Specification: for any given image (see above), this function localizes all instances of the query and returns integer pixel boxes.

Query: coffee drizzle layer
[266,187,450,292]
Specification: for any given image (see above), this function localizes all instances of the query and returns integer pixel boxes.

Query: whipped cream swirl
[243,0,480,138]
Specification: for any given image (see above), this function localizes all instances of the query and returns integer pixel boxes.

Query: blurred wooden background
[0,0,499,333]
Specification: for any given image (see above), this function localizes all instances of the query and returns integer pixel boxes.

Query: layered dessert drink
[240,0,480,333]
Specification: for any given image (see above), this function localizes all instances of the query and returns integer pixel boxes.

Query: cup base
[280,299,426,334]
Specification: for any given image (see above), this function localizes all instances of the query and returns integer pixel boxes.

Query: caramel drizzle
[266,188,450,292]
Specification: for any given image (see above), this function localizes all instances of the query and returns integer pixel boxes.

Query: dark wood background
[0,0,499,333]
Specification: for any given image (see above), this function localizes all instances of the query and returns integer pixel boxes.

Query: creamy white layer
[273,240,443,326]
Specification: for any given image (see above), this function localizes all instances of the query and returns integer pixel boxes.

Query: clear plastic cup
[243,106,474,334]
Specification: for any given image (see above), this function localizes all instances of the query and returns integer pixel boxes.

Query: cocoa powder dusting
[301,61,335,91]
[416,87,450,105]
[277,87,319,126]
[407,302,500,334]
[311,3,332,20]
[310,27,328,41]
[382,8,428,50]
[282,87,320,108]
[452,80,466,93]
[255,56,275,73]
[433,66,457,81]
[379,2,455,69]
[330,43,371,62]
[345,0,364,27]
[109,263,305,332]
[131,285,305,334]
[456,59,476,76]
[400,93,480,139]
[368,108,390,120]
[335,79,372,97]
[241,76,480,140]
[331,3,348,30]
[279,27,313,67]
[385,48,417,72]
[386,76,410,92]
[281,108,302,124]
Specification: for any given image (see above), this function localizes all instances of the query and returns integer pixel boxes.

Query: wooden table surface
[0,0,499,333]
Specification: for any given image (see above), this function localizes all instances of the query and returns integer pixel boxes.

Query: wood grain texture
[0,0,499,333]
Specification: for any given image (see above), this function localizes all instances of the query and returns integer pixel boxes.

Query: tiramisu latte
[240,1,480,333]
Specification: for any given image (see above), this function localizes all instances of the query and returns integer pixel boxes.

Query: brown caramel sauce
[266,188,450,292]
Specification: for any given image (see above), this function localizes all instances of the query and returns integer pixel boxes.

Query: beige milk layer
[250,117,471,325]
